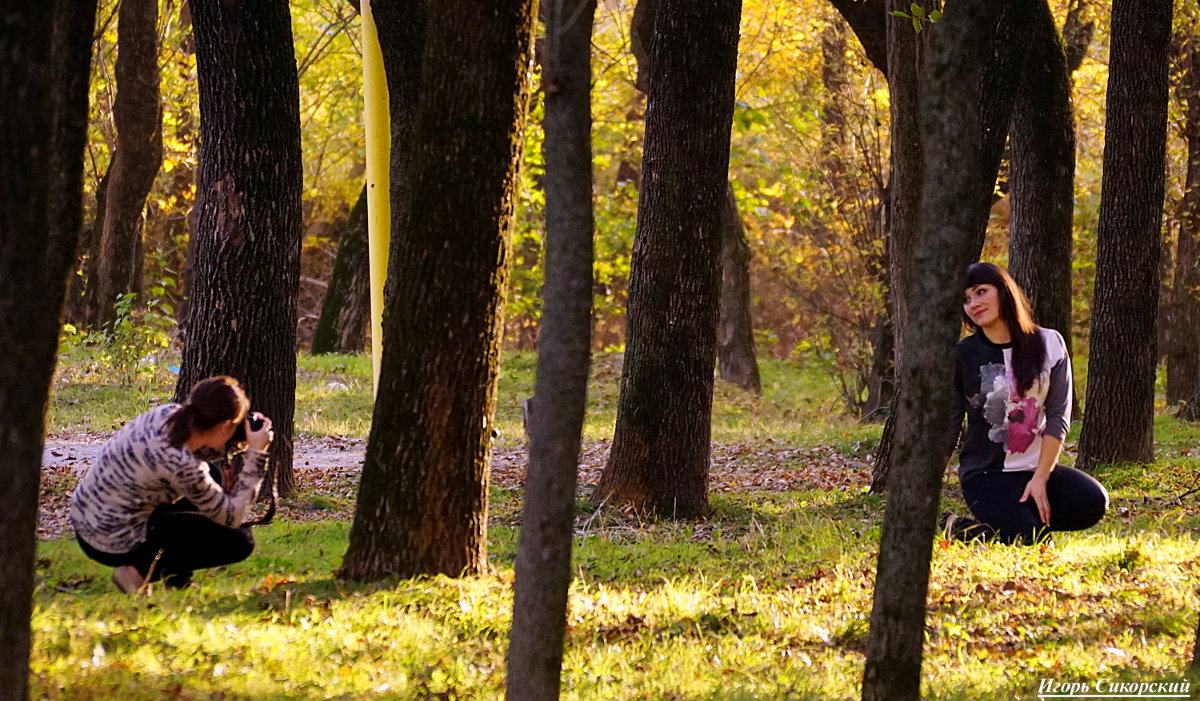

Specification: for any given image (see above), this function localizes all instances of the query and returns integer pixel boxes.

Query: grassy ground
[32,348,1200,700]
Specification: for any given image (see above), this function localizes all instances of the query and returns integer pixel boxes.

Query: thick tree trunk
[311,184,370,354]
[1008,0,1075,347]
[593,0,742,519]
[1077,0,1172,470]
[339,0,536,580]
[506,1,596,697]
[869,1,1033,491]
[861,4,1001,700]
[0,4,94,699]
[89,0,162,329]
[717,184,761,393]
[1167,28,1200,405]
[176,0,303,495]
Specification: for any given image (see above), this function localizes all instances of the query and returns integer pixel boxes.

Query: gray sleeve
[1042,352,1071,442]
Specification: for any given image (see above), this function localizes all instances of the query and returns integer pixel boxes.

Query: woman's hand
[1019,474,1051,525]
[246,414,274,452]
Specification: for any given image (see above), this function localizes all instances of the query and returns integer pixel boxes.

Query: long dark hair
[963,262,1045,396]
[163,376,250,447]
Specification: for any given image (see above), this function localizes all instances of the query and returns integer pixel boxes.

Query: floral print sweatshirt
[954,327,1072,481]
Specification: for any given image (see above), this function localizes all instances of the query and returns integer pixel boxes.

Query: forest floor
[29,350,1200,700]
[38,433,870,539]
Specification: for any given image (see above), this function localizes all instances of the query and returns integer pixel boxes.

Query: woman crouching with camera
[69,376,272,593]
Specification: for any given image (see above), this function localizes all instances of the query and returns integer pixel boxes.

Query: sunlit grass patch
[32,483,1200,700]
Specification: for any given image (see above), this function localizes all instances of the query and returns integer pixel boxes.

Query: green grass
[33,347,1200,699]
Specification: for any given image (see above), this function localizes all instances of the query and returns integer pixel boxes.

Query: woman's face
[964,283,1004,331]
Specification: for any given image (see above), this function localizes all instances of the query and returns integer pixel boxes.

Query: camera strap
[244,457,277,526]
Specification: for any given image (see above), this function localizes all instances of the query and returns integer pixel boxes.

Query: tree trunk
[0,3,95,698]
[176,0,303,495]
[1167,23,1200,405]
[593,0,742,519]
[866,1,922,492]
[89,0,162,329]
[1008,0,1075,348]
[861,4,1001,700]
[67,169,108,326]
[717,184,761,393]
[339,0,536,580]
[506,1,596,697]
[826,0,886,75]
[869,1,1033,491]
[311,184,370,354]
[1077,0,1172,470]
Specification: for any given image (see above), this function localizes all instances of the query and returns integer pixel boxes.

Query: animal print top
[69,404,268,554]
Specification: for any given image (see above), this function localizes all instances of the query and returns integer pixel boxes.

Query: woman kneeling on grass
[69,376,273,593]
[942,262,1108,544]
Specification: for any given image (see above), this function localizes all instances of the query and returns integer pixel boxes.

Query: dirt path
[39,433,870,540]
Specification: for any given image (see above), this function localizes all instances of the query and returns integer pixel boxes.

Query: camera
[226,411,266,451]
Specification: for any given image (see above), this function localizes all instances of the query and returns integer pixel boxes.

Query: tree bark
[870,0,1034,491]
[339,0,536,580]
[861,4,1001,700]
[0,3,95,698]
[1008,0,1075,348]
[506,1,596,697]
[1167,23,1200,406]
[1077,0,1173,470]
[89,0,162,329]
[176,0,303,495]
[593,0,742,519]
[311,184,370,354]
[717,184,761,393]
[826,0,886,75]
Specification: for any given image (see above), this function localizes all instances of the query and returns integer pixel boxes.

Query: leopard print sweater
[69,404,268,554]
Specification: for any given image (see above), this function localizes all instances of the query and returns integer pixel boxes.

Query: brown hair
[963,262,1046,396]
[163,376,250,447]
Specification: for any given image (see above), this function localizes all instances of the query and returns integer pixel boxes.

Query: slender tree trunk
[506,2,596,696]
[867,2,922,491]
[593,0,742,519]
[176,0,303,495]
[67,169,108,326]
[717,184,761,393]
[339,0,536,580]
[827,0,887,75]
[1077,0,1173,470]
[90,0,162,328]
[0,3,95,698]
[311,184,370,354]
[1168,25,1200,405]
[1008,0,1075,347]
[861,4,1001,700]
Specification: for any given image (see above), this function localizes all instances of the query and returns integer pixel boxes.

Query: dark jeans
[958,465,1109,545]
[77,499,255,587]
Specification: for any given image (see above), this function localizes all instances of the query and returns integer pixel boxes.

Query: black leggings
[959,465,1108,545]
[77,500,254,587]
